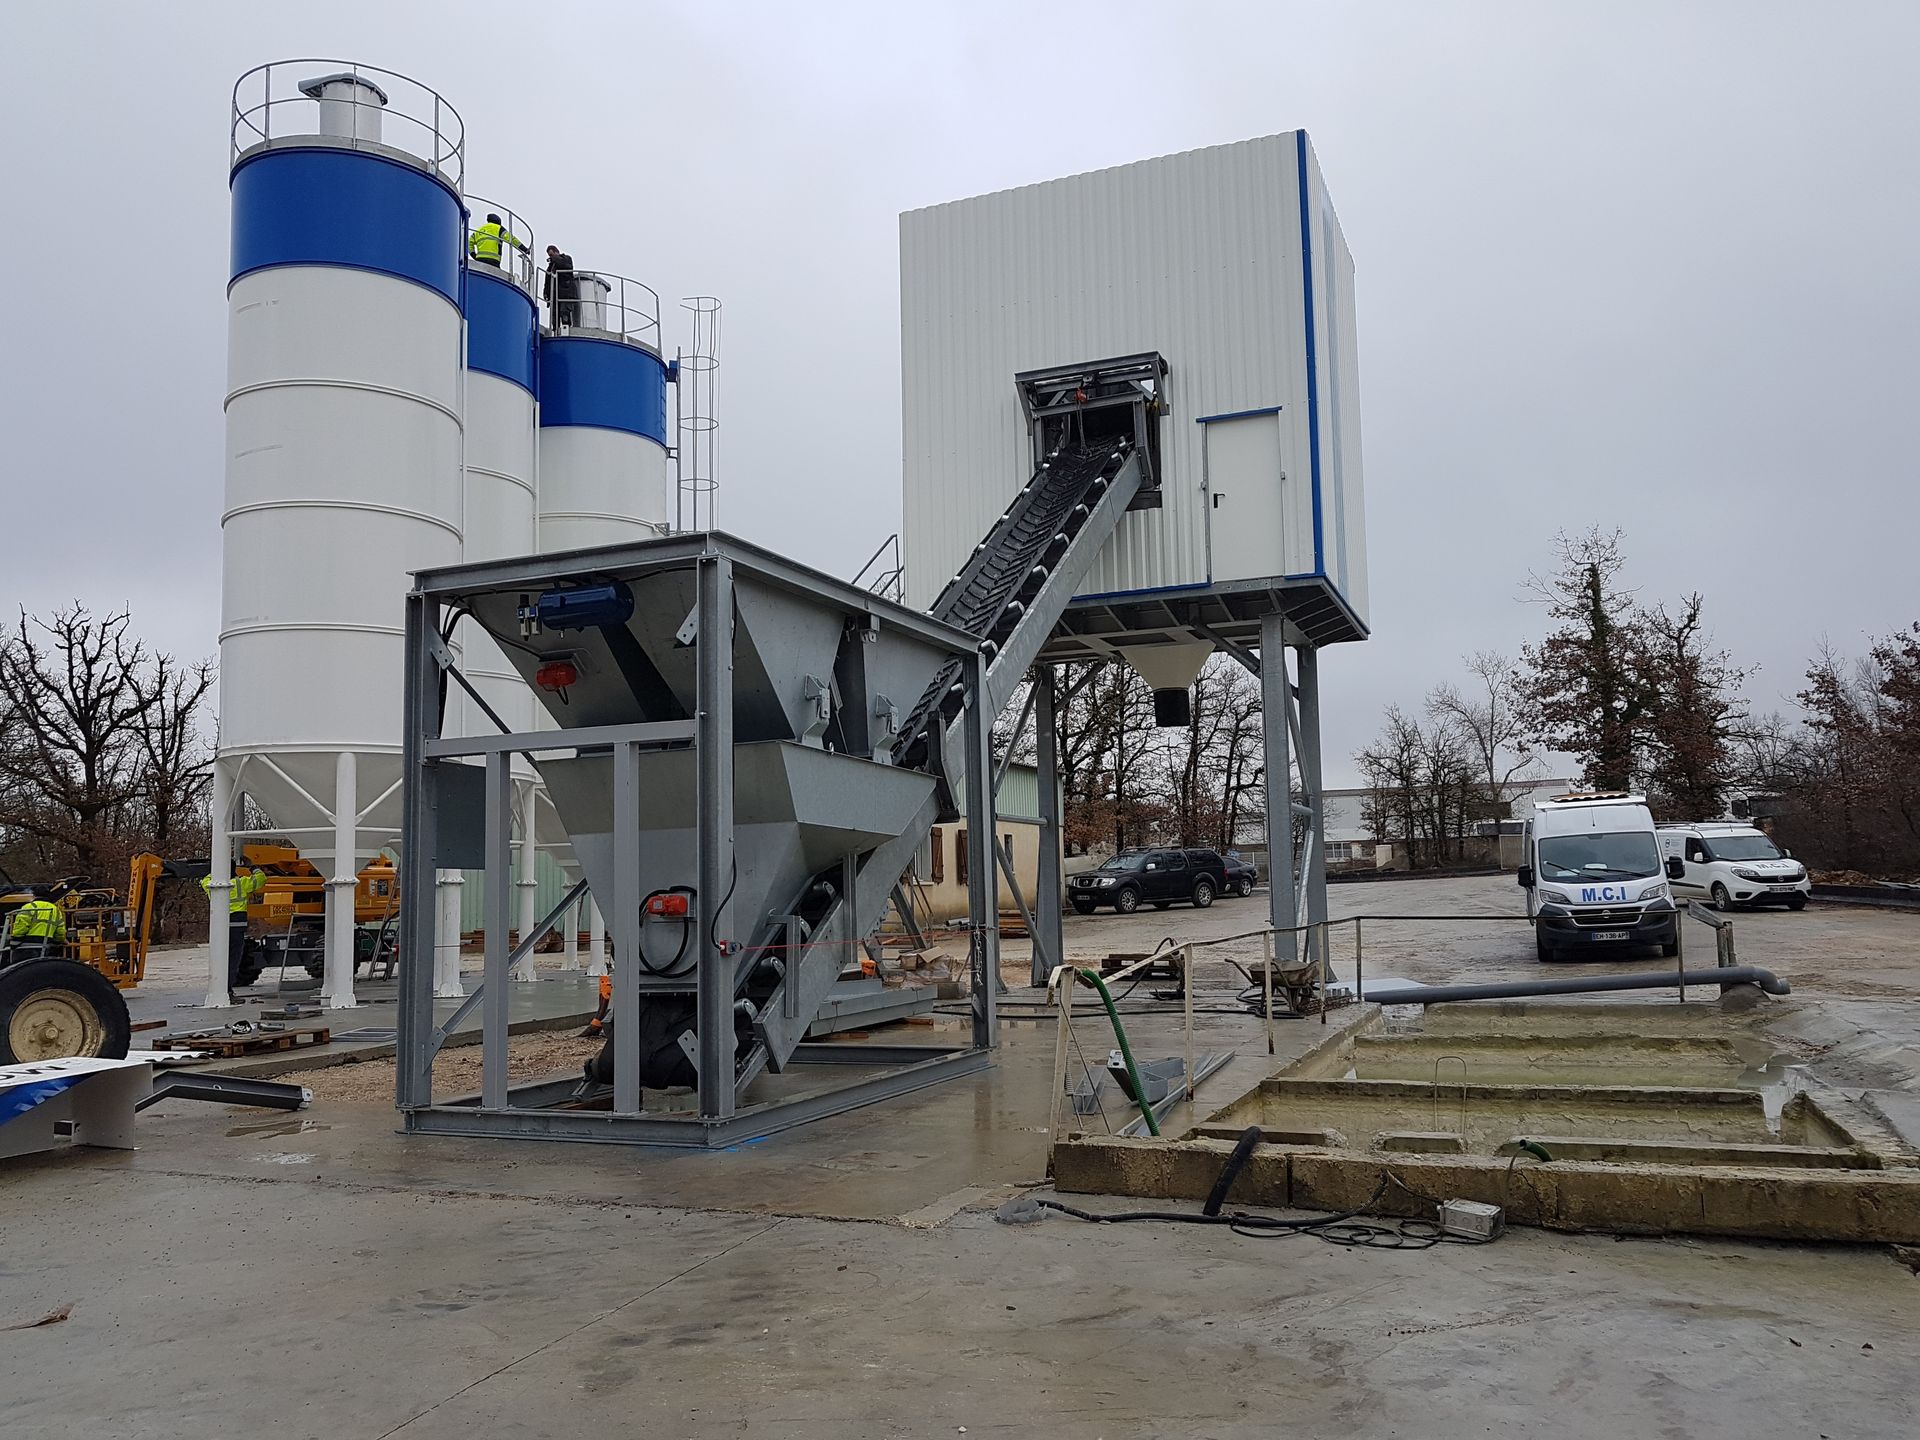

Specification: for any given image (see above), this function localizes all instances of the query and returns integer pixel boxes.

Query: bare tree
[1428,650,1534,825]
[0,606,162,872]
[133,653,217,848]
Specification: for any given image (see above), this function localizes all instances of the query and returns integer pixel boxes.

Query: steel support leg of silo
[1261,614,1297,939]
[434,870,464,997]
[1296,645,1330,979]
[1032,666,1064,990]
[203,760,234,1009]
[696,554,738,1119]
[587,897,606,976]
[324,751,359,1009]
[962,650,1000,1049]
[511,779,540,981]
[396,592,441,1110]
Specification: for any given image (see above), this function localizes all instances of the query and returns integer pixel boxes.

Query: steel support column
[1032,665,1064,989]
[481,753,513,1108]
[610,742,642,1114]
[696,554,737,1117]
[1296,645,1329,977]
[1260,614,1297,938]
[962,649,999,1049]
[395,592,442,1109]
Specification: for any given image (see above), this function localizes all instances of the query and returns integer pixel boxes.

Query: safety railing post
[1182,943,1196,1107]
[1261,928,1276,1057]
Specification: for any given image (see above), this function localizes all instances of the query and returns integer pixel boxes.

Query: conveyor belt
[892,438,1136,770]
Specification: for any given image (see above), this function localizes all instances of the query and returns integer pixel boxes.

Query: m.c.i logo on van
[1579,885,1633,904]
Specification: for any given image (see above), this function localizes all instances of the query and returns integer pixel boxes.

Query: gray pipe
[1357,966,1790,1006]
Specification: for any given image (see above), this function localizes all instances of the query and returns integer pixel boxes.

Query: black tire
[1071,898,1097,916]
[1151,901,1172,911]
[0,959,132,1064]
[1113,886,1142,915]
[1711,883,1734,912]
[1535,932,1556,963]
[1192,878,1216,909]
[1235,878,1254,898]
[1659,941,1679,958]
[1786,895,1807,911]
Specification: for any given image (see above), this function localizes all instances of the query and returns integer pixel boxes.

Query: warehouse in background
[900,133,1369,967]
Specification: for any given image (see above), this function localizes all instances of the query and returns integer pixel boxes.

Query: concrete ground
[3,875,1917,1437]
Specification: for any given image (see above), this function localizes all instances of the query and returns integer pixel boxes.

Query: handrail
[852,534,906,602]
[464,195,537,295]
[231,59,465,188]
[538,266,661,350]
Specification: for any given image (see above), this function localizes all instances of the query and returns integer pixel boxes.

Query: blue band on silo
[537,335,669,446]
[465,265,537,394]
[230,146,463,305]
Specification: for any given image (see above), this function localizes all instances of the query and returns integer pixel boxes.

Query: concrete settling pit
[1053,1003,1920,1242]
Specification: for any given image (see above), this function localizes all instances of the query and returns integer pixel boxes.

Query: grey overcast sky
[2,2,1915,785]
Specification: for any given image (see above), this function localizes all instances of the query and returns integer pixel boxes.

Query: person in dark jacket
[544,245,579,328]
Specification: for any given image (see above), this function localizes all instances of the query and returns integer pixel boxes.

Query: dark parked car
[1068,848,1231,915]
[1221,853,1258,897]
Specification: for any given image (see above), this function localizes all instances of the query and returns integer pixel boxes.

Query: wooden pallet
[148,1026,331,1058]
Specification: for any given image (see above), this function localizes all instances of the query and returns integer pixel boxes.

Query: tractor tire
[0,959,132,1064]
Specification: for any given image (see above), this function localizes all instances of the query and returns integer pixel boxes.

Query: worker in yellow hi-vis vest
[203,867,264,996]
[6,896,67,961]
[468,213,527,269]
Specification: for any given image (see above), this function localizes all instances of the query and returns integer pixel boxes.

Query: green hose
[1073,967,1159,1136]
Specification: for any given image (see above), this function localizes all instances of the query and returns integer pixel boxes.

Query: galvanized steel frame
[395,534,997,1146]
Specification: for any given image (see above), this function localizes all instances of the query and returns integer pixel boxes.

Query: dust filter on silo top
[1117,640,1213,727]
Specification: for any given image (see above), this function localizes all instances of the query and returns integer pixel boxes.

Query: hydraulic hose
[1073,966,1159,1136]
[1202,1126,1263,1216]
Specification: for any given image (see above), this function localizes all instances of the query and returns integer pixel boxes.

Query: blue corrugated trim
[1195,406,1284,425]
[538,334,669,445]
[230,146,463,305]
[465,265,537,395]
[1295,131,1324,575]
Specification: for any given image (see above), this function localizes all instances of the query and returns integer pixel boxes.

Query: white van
[1518,792,1682,962]
[1657,823,1810,911]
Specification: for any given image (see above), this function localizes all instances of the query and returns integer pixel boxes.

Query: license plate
[1768,885,1799,893]
[1590,930,1631,941]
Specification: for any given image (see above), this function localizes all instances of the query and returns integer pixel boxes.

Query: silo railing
[231,59,465,188]
[539,267,662,351]
[464,195,537,294]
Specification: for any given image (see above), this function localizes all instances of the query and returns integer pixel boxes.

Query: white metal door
[1204,412,1287,585]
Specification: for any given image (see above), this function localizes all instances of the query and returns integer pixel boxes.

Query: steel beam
[962,650,999,1049]
[402,1046,992,1148]
[480,754,513,1109]
[1033,665,1064,990]
[425,720,697,758]
[696,554,737,1118]
[395,592,441,1109]
[1296,645,1329,976]
[1261,615,1297,938]
[611,740,642,1114]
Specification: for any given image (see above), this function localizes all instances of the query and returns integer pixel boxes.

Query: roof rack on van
[1547,790,1637,803]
